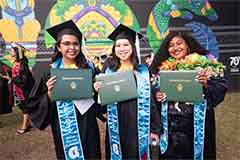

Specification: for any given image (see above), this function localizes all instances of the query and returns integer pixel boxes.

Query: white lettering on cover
[105,79,126,85]
[62,77,83,80]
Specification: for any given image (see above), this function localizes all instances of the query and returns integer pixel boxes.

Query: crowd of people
[0,20,227,160]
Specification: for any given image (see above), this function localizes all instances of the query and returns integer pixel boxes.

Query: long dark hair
[12,46,28,64]
[150,31,208,74]
[109,39,139,71]
[51,29,88,69]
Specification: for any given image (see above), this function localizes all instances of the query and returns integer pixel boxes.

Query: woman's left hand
[196,68,213,88]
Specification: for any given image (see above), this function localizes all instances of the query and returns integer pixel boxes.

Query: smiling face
[114,39,133,62]
[168,36,189,60]
[57,34,81,64]
[10,47,17,57]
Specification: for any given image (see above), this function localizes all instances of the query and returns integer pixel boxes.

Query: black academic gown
[11,58,35,112]
[104,69,161,160]
[157,76,228,160]
[0,63,12,114]
[11,58,35,100]
[25,68,101,160]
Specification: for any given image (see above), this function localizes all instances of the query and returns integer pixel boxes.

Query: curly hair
[150,31,208,74]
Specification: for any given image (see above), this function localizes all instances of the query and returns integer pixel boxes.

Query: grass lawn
[0,92,239,160]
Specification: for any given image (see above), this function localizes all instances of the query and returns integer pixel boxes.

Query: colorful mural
[44,0,140,59]
[146,0,219,55]
[0,0,41,67]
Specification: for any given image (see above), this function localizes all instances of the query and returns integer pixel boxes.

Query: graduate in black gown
[0,44,35,134]
[25,20,101,159]
[0,62,12,114]
[94,24,161,160]
[150,31,228,160]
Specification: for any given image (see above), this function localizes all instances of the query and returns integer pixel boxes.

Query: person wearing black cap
[0,43,35,134]
[24,20,101,159]
[94,24,161,159]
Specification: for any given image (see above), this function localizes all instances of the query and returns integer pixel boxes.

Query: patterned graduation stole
[106,64,151,160]
[194,100,207,160]
[52,58,84,160]
[160,101,168,154]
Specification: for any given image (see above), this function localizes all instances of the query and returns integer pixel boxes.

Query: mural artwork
[0,0,41,67]
[44,0,140,60]
[147,0,219,58]
[0,0,222,67]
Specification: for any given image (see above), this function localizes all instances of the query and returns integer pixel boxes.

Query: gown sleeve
[24,70,53,130]
[204,76,228,108]
[150,84,162,135]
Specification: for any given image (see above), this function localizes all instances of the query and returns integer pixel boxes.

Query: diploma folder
[96,70,138,105]
[51,68,93,101]
[160,70,203,102]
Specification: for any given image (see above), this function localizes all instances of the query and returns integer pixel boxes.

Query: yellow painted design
[0,0,7,8]
[0,19,40,42]
[64,4,81,20]
[0,19,18,41]
[170,10,181,18]
[22,20,41,41]
[16,0,20,11]
[49,9,62,26]
[102,4,121,21]
[27,0,34,8]
[201,7,206,15]
[149,13,161,39]
[76,11,115,36]
[88,0,96,7]
[123,10,133,26]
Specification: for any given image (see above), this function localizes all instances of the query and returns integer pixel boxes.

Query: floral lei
[151,53,225,87]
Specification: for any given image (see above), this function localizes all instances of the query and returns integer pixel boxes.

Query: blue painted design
[185,21,219,59]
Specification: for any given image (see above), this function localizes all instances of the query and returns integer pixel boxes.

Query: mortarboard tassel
[81,37,88,56]
[135,33,141,63]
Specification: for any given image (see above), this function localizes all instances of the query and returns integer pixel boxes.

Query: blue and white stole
[157,78,207,160]
[106,64,151,160]
[52,58,85,160]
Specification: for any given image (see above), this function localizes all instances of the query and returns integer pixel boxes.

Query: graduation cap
[108,24,143,63]
[108,24,143,43]
[46,20,89,55]
[46,20,83,42]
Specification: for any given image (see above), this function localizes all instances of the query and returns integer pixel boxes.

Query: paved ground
[0,92,239,160]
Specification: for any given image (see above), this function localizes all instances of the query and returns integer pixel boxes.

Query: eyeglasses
[60,41,80,47]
